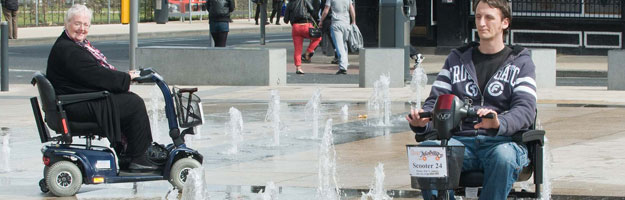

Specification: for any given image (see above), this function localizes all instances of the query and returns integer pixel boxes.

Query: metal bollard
[1,21,8,91]
[260,2,266,45]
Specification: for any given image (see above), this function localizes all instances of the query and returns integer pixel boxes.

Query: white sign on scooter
[406,146,447,177]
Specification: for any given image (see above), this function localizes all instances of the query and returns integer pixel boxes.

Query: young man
[319,0,355,75]
[406,0,537,199]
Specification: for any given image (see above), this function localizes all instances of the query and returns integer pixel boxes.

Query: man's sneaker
[331,58,339,64]
[335,69,347,75]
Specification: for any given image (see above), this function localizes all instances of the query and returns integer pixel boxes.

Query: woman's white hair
[65,4,93,25]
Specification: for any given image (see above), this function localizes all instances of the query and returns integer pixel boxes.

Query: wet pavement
[1,16,624,200]
[2,82,625,199]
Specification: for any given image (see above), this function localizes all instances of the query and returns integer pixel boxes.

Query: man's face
[474,2,509,42]
[66,14,91,42]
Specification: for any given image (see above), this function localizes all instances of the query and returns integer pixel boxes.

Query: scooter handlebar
[407,112,432,120]
[407,111,494,119]
[467,108,495,119]
[132,75,154,83]
[482,113,495,119]
[131,68,159,83]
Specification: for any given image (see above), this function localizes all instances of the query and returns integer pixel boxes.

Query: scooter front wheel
[169,158,201,190]
[45,161,83,197]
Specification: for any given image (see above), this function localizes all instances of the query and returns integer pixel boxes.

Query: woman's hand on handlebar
[474,108,500,129]
[406,109,430,127]
[129,70,140,80]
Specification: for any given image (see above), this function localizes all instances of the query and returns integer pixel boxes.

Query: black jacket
[206,0,235,22]
[284,0,316,24]
[411,43,537,137]
[46,32,132,146]
[47,32,130,95]
[1,0,18,11]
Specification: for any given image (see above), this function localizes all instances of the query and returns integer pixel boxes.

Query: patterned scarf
[66,30,116,70]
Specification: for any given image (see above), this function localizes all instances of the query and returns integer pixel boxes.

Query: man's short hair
[473,0,512,37]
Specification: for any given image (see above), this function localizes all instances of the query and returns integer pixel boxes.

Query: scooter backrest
[31,72,63,133]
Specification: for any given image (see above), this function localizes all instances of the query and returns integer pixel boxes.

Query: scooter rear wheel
[45,161,83,197]
[169,158,201,190]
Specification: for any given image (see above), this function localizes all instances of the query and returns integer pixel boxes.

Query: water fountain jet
[306,88,322,139]
[361,163,392,200]
[368,74,391,126]
[317,119,340,200]
[410,55,428,110]
[257,181,279,200]
[0,131,10,173]
[225,107,243,154]
[341,104,349,122]
[181,167,210,200]
[265,90,281,146]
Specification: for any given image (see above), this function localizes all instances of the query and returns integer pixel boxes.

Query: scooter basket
[411,145,465,190]
[173,88,204,128]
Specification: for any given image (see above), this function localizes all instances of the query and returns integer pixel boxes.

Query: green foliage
[15,0,259,27]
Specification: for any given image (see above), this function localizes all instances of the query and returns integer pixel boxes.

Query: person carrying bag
[284,0,322,74]
[309,17,322,38]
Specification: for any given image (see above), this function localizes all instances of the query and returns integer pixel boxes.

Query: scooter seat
[65,121,101,137]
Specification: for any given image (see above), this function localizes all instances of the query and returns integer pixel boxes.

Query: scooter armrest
[512,130,545,146]
[57,91,110,105]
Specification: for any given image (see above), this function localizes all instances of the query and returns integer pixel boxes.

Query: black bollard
[260,1,266,45]
[1,21,8,91]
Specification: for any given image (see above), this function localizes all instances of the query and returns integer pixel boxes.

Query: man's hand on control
[406,108,430,127]
[474,108,500,129]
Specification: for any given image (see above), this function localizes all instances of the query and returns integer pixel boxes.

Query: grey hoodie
[411,43,537,137]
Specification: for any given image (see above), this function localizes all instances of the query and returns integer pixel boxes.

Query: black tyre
[168,158,201,190]
[39,178,49,193]
[43,166,49,177]
[40,166,50,193]
[45,161,83,197]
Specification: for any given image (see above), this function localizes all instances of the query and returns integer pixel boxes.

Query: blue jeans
[419,135,529,200]
[209,21,229,33]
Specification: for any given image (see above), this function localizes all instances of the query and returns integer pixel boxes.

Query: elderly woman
[46,4,156,171]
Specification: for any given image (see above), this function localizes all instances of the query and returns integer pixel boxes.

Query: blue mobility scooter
[406,94,545,199]
[30,68,204,197]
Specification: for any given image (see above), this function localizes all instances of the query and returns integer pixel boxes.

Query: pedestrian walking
[270,0,284,25]
[319,0,355,75]
[207,0,235,47]
[254,0,269,25]
[284,0,322,74]
[316,0,338,64]
[1,0,19,39]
